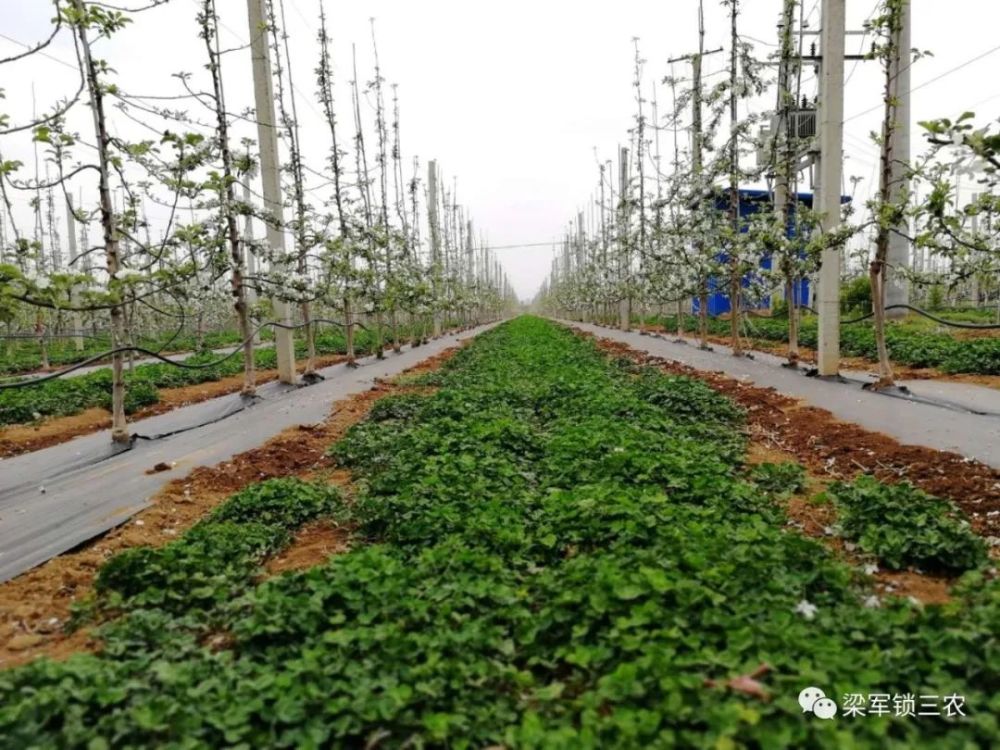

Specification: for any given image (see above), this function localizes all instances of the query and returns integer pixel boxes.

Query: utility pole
[886,0,911,317]
[247,0,296,383]
[64,195,84,352]
[816,0,846,376]
[427,159,442,336]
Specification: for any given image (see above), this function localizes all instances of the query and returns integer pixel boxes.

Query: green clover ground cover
[826,478,987,573]
[1,317,997,748]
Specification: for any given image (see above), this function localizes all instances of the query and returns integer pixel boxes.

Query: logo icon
[799,686,838,720]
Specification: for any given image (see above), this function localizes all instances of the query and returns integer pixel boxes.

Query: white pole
[816,0,845,376]
[886,0,911,317]
[247,0,296,383]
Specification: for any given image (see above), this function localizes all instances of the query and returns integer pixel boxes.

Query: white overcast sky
[3,1,1000,299]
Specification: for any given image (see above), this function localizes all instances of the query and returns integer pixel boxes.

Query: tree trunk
[785,275,800,366]
[301,301,316,375]
[344,297,356,365]
[374,309,385,359]
[75,4,129,443]
[36,312,49,369]
[698,288,709,349]
[729,274,741,355]
[204,0,255,395]
[870,258,894,385]
[870,0,903,388]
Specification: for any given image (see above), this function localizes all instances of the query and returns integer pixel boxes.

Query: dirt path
[0,346,460,669]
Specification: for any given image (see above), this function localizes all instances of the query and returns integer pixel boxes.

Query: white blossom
[794,599,818,620]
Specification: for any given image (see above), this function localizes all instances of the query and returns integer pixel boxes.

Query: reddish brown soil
[0,345,461,670]
[953,327,1000,341]
[582,330,1000,548]
[0,408,113,457]
[0,354,348,458]
[263,517,352,576]
[747,445,954,604]
[588,330,1000,535]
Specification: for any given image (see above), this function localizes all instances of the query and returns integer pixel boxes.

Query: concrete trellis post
[247,0,296,384]
[886,0,912,318]
[816,0,846,376]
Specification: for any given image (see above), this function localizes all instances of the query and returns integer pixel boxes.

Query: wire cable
[844,43,1000,124]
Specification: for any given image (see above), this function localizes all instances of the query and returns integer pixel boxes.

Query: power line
[844,1,879,86]
[487,241,562,252]
[844,42,1000,123]
[740,34,777,49]
[0,32,77,71]
[195,0,329,128]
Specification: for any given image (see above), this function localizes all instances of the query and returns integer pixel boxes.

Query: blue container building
[692,188,819,317]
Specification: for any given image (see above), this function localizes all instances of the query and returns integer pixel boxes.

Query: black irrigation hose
[308,317,370,332]
[840,304,1000,329]
[736,304,999,329]
[135,294,190,356]
[0,317,364,390]
[744,305,815,319]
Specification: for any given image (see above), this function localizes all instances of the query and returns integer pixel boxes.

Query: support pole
[885,0,911,317]
[816,0,845,376]
[247,0,296,383]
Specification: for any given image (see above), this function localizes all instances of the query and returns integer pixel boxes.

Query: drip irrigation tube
[133,299,186,356]
[723,304,1000,329]
[840,304,1000,329]
[0,317,364,389]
